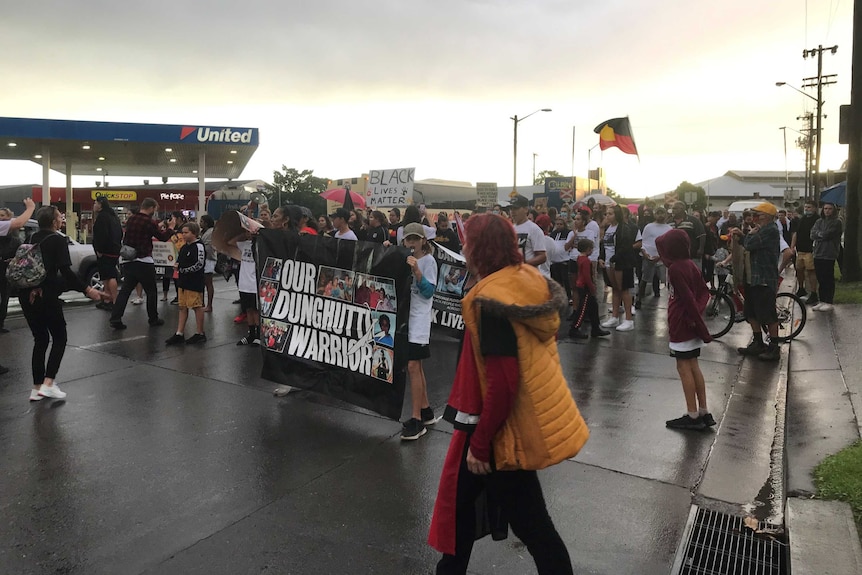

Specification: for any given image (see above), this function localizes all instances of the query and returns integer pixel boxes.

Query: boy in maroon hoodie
[656,229,715,430]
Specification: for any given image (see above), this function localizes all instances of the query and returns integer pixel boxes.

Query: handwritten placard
[368,167,415,208]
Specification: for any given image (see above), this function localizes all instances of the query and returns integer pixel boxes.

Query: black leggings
[814,258,836,304]
[572,287,600,333]
[20,294,67,387]
[436,442,573,575]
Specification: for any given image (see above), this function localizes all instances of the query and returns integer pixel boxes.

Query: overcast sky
[0,0,853,198]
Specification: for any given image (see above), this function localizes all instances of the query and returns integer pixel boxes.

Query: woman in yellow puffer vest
[428,213,588,575]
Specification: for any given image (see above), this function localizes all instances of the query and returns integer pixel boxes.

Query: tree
[534,170,563,185]
[267,167,329,214]
[670,181,707,212]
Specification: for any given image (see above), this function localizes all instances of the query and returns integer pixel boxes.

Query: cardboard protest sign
[255,229,412,420]
[367,167,415,208]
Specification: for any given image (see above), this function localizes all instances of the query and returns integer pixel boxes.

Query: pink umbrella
[627,203,639,214]
[321,188,366,209]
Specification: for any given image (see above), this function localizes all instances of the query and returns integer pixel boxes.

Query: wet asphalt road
[0,278,791,575]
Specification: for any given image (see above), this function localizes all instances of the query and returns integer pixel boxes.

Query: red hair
[464,213,522,277]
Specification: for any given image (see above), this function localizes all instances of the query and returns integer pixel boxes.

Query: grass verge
[814,440,862,536]
[835,280,862,304]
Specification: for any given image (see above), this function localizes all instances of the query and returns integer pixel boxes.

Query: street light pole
[587,144,600,193]
[511,108,551,193]
[532,153,538,184]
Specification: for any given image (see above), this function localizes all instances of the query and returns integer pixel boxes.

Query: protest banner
[430,242,468,336]
[367,167,415,208]
[255,229,412,420]
[152,241,177,275]
[476,182,498,208]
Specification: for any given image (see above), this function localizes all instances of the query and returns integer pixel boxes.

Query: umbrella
[581,193,616,206]
[627,203,639,214]
[321,188,366,210]
[820,181,845,206]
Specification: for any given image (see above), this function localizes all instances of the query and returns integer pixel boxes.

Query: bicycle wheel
[704,291,735,339]
[774,292,806,342]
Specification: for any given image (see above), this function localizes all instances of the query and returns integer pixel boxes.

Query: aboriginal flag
[594,117,639,156]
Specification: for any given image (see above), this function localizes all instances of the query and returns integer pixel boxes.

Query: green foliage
[267,166,328,215]
[670,181,708,212]
[814,440,862,534]
[534,170,563,185]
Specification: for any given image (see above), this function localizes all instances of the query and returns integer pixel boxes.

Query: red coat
[657,229,712,344]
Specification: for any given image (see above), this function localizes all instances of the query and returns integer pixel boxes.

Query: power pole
[796,112,814,200]
[843,0,862,280]
[802,44,838,203]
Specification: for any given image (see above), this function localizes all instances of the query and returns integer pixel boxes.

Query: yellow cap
[752,202,778,216]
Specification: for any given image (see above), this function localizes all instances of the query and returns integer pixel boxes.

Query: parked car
[20,219,103,290]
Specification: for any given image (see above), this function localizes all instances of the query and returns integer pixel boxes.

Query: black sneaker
[110,321,127,330]
[165,334,185,346]
[569,328,588,339]
[149,318,165,327]
[185,333,207,345]
[0,364,9,375]
[170,297,179,305]
[400,418,427,441]
[591,329,611,337]
[232,299,241,304]
[737,340,767,356]
[666,415,706,430]
[700,413,717,427]
[806,293,819,306]
[236,336,258,346]
[634,299,642,310]
[421,407,440,426]
[758,344,780,362]
[0,327,9,333]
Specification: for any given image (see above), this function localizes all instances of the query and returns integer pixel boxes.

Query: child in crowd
[569,239,610,339]
[712,244,730,289]
[165,223,207,345]
[400,222,439,440]
[228,231,261,346]
[656,229,715,430]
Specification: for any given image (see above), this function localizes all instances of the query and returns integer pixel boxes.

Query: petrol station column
[41,145,50,207]
[198,151,206,215]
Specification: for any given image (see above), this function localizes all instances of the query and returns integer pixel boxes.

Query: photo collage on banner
[253,229,413,420]
[430,242,468,336]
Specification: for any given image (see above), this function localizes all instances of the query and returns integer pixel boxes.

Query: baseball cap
[330,207,350,220]
[752,202,778,217]
[534,214,552,229]
[403,222,426,239]
[508,194,530,209]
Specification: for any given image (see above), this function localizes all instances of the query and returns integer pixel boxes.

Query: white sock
[698,408,709,416]
[688,411,699,419]
[176,332,183,336]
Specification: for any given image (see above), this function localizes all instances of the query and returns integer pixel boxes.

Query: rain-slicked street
[0,278,807,574]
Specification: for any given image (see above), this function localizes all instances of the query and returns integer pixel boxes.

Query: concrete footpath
[786,302,862,574]
[0,279,852,574]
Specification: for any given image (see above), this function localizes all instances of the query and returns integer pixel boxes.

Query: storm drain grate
[674,507,787,575]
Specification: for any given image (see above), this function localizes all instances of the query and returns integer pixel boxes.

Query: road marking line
[80,335,148,349]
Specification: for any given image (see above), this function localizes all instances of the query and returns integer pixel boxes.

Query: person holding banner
[400,223,440,441]
[429,213,586,574]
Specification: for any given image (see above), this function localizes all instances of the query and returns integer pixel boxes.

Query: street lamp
[587,144,600,193]
[777,81,823,201]
[511,108,551,193]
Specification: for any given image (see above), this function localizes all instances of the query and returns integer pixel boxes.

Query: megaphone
[249,191,268,205]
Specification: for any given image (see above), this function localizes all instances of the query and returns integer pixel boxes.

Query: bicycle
[702,270,806,342]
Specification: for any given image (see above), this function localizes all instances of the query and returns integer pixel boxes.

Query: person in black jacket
[165,222,207,345]
[0,207,22,332]
[91,196,123,310]
[22,206,105,401]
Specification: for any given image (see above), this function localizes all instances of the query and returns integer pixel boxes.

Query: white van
[726,200,769,215]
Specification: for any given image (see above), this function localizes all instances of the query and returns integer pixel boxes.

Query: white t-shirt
[513,219,546,265]
[602,224,617,263]
[585,220,601,262]
[567,226,600,262]
[640,222,673,258]
[409,253,437,344]
[237,240,257,294]
[549,229,570,263]
[538,235,556,278]
[0,220,11,236]
[334,228,358,240]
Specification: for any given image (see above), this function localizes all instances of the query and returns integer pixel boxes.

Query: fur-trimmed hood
[470,265,567,343]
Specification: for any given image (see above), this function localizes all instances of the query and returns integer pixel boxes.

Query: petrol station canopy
[0,117,259,178]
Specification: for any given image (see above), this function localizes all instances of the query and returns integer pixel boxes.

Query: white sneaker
[132,297,144,305]
[616,319,635,332]
[631,305,637,316]
[29,389,43,402]
[38,384,66,399]
[273,385,292,397]
[600,316,620,328]
[812,303,824,311]
[817,303,833,311]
